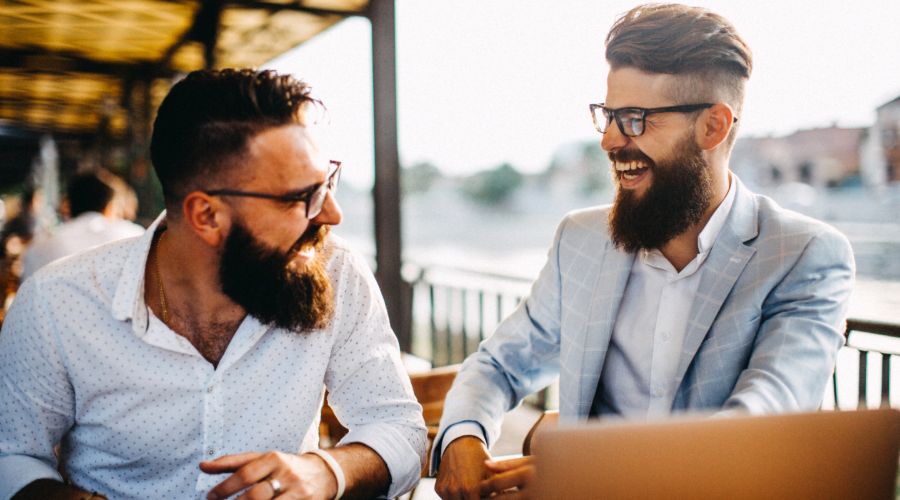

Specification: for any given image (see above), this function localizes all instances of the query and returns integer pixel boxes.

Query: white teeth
[615,161,647,172]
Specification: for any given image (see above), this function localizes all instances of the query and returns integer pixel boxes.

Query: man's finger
[484,456,533,472]
[235,480,279,500]
[206,454,277,499]
[200,452,264,473]
[478,466,532,496]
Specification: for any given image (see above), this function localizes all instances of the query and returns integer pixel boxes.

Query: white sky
[267,0,900,188]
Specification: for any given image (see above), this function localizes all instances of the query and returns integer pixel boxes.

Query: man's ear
[696,102,735,150]
[182,192,229,247]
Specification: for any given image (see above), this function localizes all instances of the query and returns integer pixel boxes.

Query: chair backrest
[409,364,461,433]
[522,410,558,456]
[319,364,462,460]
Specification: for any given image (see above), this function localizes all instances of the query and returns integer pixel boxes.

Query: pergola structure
[0,0,409,349]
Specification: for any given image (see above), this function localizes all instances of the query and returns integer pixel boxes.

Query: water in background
[335,181,900,321]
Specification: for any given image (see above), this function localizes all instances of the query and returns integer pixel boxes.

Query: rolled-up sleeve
[0,278,74,498]
[323,249,427,498]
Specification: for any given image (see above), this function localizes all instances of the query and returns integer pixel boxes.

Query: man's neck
[147,225,246,366]
[659,170,731,272]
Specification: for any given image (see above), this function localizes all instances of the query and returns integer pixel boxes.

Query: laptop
[532,409,900,500]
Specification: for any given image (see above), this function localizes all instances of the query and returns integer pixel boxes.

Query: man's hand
[435,436,491,500]
[479,456,534,499]
[201,451,337,500]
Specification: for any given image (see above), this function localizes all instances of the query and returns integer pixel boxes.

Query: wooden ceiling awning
[0,0,369,137]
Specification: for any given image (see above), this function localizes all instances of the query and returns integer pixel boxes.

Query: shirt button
[207,448,215,456]
[207,385,214,393]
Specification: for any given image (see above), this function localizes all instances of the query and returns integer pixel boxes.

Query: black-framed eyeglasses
[205,160,342,219]
[589,103,737,137]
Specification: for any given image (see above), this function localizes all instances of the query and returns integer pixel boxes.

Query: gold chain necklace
[152,231,169,324]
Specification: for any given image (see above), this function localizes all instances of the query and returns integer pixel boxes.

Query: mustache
[609,148,655,166]
[287,224,330,257]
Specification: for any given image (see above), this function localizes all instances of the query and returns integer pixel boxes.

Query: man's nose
[311,190,342,226]
[601,121,629,152]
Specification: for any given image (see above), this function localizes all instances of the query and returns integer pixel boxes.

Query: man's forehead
[604,67,680,107]
[238,125,329,185]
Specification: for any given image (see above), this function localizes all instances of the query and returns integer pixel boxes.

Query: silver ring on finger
[267,477,283,496]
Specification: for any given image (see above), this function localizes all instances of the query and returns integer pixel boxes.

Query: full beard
[219,219,334,332]
[608,135,713,252]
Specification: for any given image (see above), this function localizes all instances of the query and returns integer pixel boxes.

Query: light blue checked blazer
[431,176,854,472]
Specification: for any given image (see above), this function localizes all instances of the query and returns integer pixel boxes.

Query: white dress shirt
[0,214,426,499]
[22,211,144,280]
[593,177,737,417]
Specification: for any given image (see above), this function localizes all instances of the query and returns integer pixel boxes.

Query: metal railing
[406,263,900,410]
[831,318,900,409]
[407,264,531,367]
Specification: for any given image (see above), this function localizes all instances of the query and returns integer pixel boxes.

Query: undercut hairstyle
[605,3,753,145]
[150,68,319,215]
[67,172,115,217]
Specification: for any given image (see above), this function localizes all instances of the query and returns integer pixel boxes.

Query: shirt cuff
[0,454,64,499]
[440,421,487,457]
[337,422,427,499]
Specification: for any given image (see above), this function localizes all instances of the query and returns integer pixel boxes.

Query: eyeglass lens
[593,107,645,137]
[306,164,341,219]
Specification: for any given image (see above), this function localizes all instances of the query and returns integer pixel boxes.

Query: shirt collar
[696,173,737,256]
[111,211,166,334]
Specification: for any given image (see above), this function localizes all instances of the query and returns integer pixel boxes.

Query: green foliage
[580,142,610,195]
[403,161,442,196]
[461,162,523,205]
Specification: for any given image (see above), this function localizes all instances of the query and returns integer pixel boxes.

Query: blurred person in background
[432,4,855,499]
[0,187,44,314]
[0,186,43,261]
[21,171,144,280]
[0,68,425,500]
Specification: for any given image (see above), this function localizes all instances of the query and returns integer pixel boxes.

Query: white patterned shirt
[0,214,426,499]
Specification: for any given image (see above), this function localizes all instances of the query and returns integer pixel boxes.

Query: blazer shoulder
[754,194,851,250]
[559,204,612,238]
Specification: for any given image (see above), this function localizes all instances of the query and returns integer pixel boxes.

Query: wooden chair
[522,410,559,456]
[319,364,462,463]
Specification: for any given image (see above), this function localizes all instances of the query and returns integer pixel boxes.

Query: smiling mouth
[613,160,651,180]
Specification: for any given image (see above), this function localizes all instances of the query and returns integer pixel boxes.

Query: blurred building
[860,95,900,186]
[731,125,863,188]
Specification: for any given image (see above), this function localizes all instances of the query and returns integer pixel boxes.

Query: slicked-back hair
[605,3,753,145]
[150,68,318,215]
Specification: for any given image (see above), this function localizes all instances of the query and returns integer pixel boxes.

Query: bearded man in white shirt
[433,4,854,499]
[0,69,426,499]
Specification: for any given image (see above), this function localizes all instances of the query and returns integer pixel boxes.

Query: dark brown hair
[606,3,752,144]
[150,68,319,214]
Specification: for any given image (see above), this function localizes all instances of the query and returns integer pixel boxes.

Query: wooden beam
[368,0,408,350]
[225,1,361,17]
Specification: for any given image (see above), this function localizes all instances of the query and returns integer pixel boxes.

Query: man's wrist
[440,421,487,458]
[306,449,345,500]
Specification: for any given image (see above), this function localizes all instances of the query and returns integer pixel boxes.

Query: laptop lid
[532,409,900,500]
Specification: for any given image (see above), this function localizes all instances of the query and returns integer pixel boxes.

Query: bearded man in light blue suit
[432,4,855,499]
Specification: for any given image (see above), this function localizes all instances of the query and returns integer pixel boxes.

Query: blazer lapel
[569,240,634,421]
[673,176,759,393]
